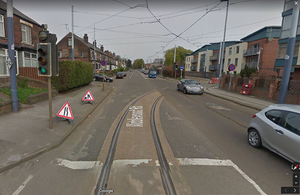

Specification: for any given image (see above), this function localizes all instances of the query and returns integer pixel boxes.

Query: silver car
[177,79,204,95]
[248,104,300,163]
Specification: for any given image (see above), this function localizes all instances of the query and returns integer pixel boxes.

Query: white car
[247,104,300,162]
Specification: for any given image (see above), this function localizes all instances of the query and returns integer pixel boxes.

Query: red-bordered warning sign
[82,90,95,101]
[56,101,74,120]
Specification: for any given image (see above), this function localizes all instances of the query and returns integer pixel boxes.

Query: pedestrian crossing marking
[56,101,74,120]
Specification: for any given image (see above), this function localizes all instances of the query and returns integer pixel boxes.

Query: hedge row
[52,61,94,92]
[162,66,185,79]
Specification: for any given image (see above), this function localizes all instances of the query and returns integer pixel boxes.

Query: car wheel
[183,88,187,94]
[248,129,262,148]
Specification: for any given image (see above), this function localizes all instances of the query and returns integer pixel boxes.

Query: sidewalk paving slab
[0,81,113,173]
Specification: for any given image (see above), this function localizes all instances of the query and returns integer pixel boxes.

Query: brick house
[0,0,44,82]
[241,26,281,77]
[57,33,118,71]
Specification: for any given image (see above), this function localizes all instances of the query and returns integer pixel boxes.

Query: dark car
[94,73,113,82]
[177,79,204,95]
[122,72,127,77]
[116,72,124,79]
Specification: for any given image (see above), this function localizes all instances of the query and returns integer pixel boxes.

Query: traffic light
[175,63,178,70]
[48,33,59,76]
[37,43,51,76]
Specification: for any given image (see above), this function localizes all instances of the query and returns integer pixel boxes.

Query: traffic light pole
[48,77,53,129]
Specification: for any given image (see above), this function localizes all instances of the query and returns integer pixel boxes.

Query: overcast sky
[12,0,284,62]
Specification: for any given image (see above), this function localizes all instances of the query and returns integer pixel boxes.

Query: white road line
[177,158,266,195]
[12,175,33,195]
[56,158,102,170]
[113,159,152,167]
[130,72,134,79]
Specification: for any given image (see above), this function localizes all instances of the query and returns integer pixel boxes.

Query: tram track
[94,91,177,195]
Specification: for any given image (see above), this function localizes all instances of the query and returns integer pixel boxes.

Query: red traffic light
[38,48,46,56]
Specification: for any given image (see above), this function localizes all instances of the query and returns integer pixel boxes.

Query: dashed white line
[130,72,134,79]
[12,175,33,195]
[56,158,102,170]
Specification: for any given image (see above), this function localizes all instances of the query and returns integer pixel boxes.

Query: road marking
[177,158,266,195]
[55,157,266,195]
[126,106,143,127]
[206,102,231,111]
[12,175,33,195]
[130,72,134,79]
[113,159,152,167]
[56,158,102,170]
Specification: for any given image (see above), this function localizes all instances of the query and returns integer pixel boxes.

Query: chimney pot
[84,34,88,43]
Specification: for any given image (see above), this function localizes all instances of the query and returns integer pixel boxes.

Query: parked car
[116,72,124,79]
[94,73,113,82]
[104,75,114,82]
[177,79,204,95]
[247,104,300,163]
[144,70,149,75]
[122,72,127,77]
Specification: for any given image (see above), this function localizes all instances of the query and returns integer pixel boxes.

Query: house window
[229,48,232,55]
[236,46,239,54]
[0,48,18,76]
[58,51,62,58]
[21,24,32,44]
[24,52,37,67]
[235,58,238,66]
[0,14,5,37]
[68,38,72,46]
[79,51,84,57]
[228,59,231,66]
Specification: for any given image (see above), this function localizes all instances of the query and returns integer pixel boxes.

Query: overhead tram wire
[75,7,132,34]
[147,1,222,58]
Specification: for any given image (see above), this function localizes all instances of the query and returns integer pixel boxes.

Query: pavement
[0,75,275,174]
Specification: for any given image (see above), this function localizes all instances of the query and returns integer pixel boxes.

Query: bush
[52,61,93,92]
[240,65,257,78]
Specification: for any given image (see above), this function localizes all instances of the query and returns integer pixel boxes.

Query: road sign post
[180,65,184,79]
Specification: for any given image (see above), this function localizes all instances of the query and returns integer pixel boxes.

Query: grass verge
[0,87,48,104]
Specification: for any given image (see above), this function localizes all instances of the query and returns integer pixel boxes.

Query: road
[0,70,292,195]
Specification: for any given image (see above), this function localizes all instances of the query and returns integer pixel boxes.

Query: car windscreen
[150,70,156,74]
[185,80,199,84]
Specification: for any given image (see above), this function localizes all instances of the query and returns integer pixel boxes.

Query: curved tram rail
[94,93,177,195]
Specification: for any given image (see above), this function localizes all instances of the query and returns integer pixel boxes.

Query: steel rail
[94,91,154,195]
[150,96,177,195]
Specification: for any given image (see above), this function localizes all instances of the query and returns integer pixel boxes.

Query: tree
[127,59,132,68]
[164,46,193,66]
[132,59,145,69]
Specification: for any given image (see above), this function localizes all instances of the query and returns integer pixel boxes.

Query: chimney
[84,34,88,43]
[93,40,97,47]
[101,45,104,52]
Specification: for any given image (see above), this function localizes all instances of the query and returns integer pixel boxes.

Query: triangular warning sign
[82,90,95,101]
[56,101,74,120]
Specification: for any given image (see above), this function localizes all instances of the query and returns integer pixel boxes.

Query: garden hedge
[52,61,94,92]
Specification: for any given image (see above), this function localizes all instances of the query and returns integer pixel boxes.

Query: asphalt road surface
[0,70,292,195]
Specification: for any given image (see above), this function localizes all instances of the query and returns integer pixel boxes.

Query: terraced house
[0,0,43,83]
[57,33,119,71]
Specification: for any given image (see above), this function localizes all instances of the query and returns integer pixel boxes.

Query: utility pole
[71,5,74,61]
[218,0,229,88]
[217,41,222,77]
[174,45,176,79]
[278,2,299,103]
[94,26,96,73]
[7,0,18,112]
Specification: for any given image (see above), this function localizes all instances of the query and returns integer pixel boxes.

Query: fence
[19,67,47,82]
